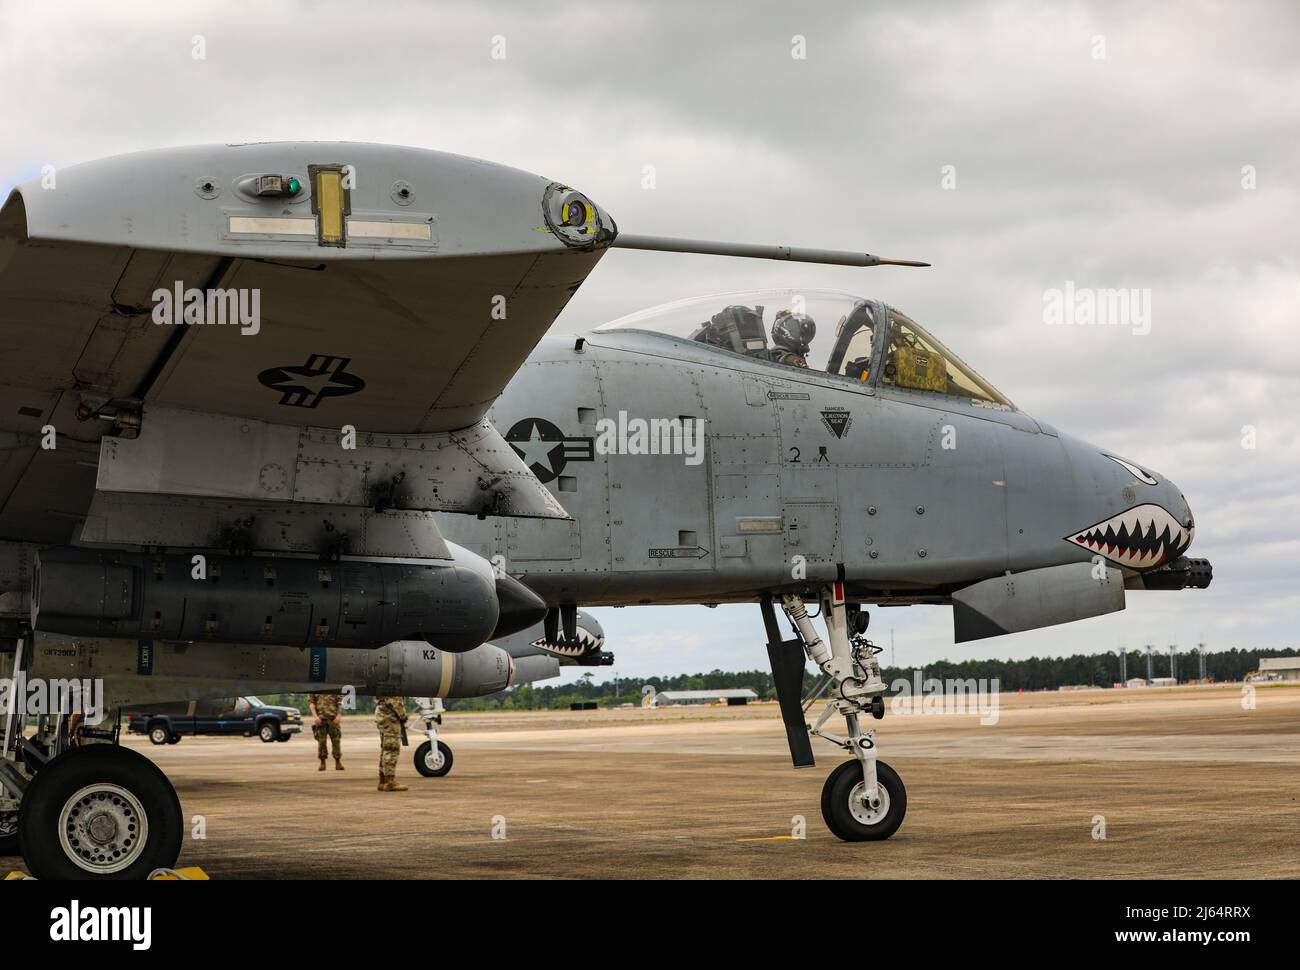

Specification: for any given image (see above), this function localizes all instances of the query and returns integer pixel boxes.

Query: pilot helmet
[772,310,816,354]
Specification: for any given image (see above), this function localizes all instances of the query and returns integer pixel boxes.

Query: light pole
[1169,643,1178,683]
[1145,644,1154,682]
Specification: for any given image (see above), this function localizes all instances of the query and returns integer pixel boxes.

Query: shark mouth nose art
[1064,503,1193,569]
[531,626,606,658]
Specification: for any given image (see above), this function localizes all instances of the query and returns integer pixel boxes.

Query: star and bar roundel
[504,418,595,484]
[257,354,366,408]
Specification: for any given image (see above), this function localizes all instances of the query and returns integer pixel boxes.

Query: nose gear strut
[763,583,907,841]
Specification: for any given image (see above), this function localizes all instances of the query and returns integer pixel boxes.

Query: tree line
[261,647,1294,713]
[436,646,1296,711]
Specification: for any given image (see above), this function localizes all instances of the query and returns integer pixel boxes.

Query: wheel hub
[58,783,149,874]
[87,813,117,844]
[425,748,444,770]
[848,780,890,826]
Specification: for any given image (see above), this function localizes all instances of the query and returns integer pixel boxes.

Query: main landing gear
[412,697,454,778]
[761,583,907,841]
[0,635,184,878]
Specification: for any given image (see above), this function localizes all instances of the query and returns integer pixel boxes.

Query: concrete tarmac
[4,684,1298,878]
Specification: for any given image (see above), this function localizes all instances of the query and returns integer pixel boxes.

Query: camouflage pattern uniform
[310,691,344,768]
[374,695,408,791]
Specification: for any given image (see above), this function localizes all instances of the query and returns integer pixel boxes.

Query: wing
[0,143,617,545]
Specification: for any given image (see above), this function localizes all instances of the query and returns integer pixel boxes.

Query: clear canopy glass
[595,288,1011,406]
[880,310,1010,406]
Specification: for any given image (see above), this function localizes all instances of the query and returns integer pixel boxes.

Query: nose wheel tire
[18,745,183,880]
[820,758,906,842]
[414,739,453,777]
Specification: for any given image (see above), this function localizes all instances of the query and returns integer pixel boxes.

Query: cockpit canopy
[594,288,1012,408]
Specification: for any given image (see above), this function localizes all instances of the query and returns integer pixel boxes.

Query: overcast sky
[2,0,1296,681]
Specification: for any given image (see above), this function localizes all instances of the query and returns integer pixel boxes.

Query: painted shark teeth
[1064,503,1192,570]
[530,627,604,657]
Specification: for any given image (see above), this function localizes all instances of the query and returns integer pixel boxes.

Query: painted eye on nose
[1103,454,1157,485]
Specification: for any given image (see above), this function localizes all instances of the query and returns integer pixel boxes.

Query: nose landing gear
[762,583,907,842]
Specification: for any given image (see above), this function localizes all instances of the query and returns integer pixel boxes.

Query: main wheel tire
[414,739,453,777]
[820,758,907,842]
[148,724,170,745]
[0,810,18,855]
[258,722,280,743]
[18,745,183,879]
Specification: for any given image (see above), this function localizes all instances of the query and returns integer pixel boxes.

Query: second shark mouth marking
[530,626,605,658]
[1064,503,1193,570]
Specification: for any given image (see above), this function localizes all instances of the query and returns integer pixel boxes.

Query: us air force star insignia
[504,417,595,484]
[258,354,366,408]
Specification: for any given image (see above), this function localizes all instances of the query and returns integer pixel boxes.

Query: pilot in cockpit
[768,309,816,368]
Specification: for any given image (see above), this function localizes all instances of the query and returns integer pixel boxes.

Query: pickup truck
[127,696,303,745]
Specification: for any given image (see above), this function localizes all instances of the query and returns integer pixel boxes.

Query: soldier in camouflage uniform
[374,695,409,792]
[768,309,817,368]
[309,691,345,771]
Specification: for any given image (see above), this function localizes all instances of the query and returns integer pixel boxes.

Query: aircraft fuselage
[438,318,1197,621]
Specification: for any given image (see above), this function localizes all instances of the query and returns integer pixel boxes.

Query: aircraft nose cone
[491,573,548,639]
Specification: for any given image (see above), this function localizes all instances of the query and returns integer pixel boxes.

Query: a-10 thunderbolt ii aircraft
[0,140,919,878]
[0,141,1209,876]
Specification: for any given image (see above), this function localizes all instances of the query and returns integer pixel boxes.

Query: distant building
[651,689,759,707]
[1257,656,1300,681]
[1149,676,1177,687]
[1124,677,1149,689]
